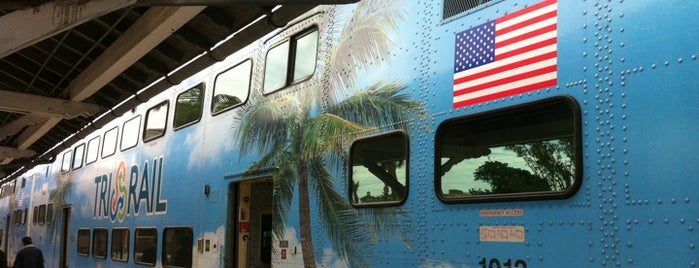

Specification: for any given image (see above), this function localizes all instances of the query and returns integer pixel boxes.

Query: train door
[226,179,274,268]
[59,206,71,268]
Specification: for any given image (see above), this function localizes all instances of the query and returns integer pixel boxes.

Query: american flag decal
[453,0,557,108]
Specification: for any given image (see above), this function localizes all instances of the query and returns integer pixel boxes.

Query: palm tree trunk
[297,160,316,267]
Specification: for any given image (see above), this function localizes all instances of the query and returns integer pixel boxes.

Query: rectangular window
[263,28,318,94]
[134,228,158,265]
[93,228,108,259]
[102,126,119,158]
[212,60,251,115]
[121,116,141,151]
[86,136,100,165]
[77,229,90,256]
[144,101,169,142]
[72,143,85,170]
[32,206,38,225]
[174,83,204,129]
[60,150,72,173]
[38,204,46,224]
[111,228,130,262]
[435,97,581,203]
[163,227,193,267]
[46,203,53,224]
[349,131,409,206]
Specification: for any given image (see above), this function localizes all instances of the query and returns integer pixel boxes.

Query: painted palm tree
[234,0,421,266]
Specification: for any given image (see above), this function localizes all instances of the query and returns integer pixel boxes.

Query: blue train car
[0,0,697,267]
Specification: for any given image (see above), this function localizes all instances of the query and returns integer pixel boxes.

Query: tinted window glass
[93,228,108,259]
[134,228,158,265]
[436,97,581,202]
[293,30,318,80]
[72,143,85,169]
[263,41,289,93]
[350,131,408,206]
[60,150,72,173]
[112,229,129,262]
[213,60,252,114]
[174,84,204,129]
[163,227,193,267]
[78,229,90,256]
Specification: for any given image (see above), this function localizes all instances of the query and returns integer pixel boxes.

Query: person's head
[21,236,32,246]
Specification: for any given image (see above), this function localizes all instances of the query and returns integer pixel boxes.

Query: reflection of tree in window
[174,85,204,128]
[507,139,574,191]
[350,132,408,205]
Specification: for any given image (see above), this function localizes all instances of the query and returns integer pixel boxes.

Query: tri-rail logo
[93,156,167,222]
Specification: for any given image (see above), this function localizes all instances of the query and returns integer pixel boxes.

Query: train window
[144,101,169,142]
[46,203,53,224]
[93,228,108,259]
[436,97,581,203]
[349,131,409,207]
[212,60,251,115]
[163,227,193,267]
[174,83,204,130]
[102,126,119,158]
[72,143,85,170]
[111,228,130,262]
[263,28,318,94]
[32,206,38,225]
[38,204,46,224]
[86,136,100,165]
[134,228,158,265]
[77,229,90,256]
[60,150,72,173]
[121,115,141,151]
[22,208,27,225]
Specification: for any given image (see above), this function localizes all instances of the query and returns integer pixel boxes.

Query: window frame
[173,83,205,130]
[134,227,158,266]
[212,59,252,115]
[92,228,108,259]
[72,143,85,170]
[348,130,410,208]
[434,96,582,203]
[162,227,193,268]
[77,228,90,256]
[60,150,72,173]
[262,27,319,94]
[144,100,170,142]
[102,126,119,159]
[111,228,130,262]
[121,115,142,151]
[85,136,100,165]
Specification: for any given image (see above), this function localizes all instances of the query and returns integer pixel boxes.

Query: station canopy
[0,0,357,182]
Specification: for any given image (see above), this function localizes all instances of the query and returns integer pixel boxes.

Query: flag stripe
[452,0,557,108]
[455,57,557,94]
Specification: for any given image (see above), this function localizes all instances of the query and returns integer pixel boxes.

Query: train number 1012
[478,258,527,268]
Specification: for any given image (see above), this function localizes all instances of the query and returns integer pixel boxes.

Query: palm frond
[233,96,298,156]
[308,157,373,267]
[301,113,368,164]
[269,152,297,239]
[327,80,425,130]
[321,0,406,103]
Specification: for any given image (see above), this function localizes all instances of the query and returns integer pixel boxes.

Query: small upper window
[435,97,581,203]
[38,204,46,224]
[174,83,204,129]
[144,101,169,141]
[163,227,193,267]
[46,203,53,224]
[72,143,85,170]
[212,60,252,114]
[263,28,318,94]
[102,126,119,158]
[349,131,409,207]
[86,136,100,165]
[60,150,72,173]
[121,115,141,151]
